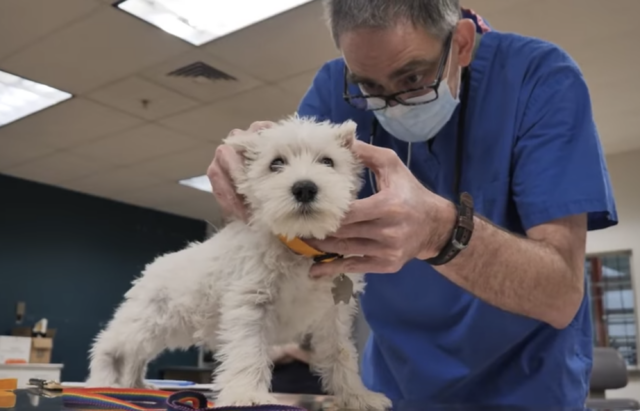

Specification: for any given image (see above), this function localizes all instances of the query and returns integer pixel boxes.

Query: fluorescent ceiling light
[116,0,313,46]
[0,70,72,127]
[179,174,212,193]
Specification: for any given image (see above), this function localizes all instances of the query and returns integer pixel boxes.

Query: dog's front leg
[212,289,277,407]
[310,297,392,410]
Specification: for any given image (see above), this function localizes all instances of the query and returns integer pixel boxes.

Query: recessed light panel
[0,71,72,127]
[179,174,212,193]
[117,0,313,46]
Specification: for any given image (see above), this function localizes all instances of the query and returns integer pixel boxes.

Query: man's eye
[360,82,381,94]
[405,74,424,86]
[270,157,285,172]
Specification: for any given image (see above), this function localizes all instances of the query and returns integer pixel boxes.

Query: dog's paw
[215,390,278,407]
[336,389,392,411]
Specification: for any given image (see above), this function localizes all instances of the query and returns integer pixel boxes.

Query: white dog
[86,116,392,410]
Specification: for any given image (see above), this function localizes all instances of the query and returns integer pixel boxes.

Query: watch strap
[425,192,475,266]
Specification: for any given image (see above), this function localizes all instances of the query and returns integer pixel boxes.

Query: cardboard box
[0,336,31,364]
[29,337,53,364]
[11,327,56,339]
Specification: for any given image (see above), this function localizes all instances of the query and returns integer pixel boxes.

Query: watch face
[452,238,467,250]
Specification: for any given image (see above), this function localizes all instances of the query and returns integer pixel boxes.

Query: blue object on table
[146,380,196,387]
[166,391,307,411]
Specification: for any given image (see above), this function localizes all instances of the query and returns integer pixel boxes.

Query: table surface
[5,389,625,411]
[0,364,63,370]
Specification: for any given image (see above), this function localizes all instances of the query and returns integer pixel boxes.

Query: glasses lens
[348,95,369,110]
[348,95,387,111]
[396,88,438,105]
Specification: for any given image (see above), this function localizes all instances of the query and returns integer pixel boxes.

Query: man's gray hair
[323,0,461,46]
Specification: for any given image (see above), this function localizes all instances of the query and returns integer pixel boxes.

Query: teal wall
[0,174,207,382]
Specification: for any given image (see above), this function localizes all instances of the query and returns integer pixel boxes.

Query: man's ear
[335,120,358,148]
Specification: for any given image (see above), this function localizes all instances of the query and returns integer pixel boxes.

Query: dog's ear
[335,120,357,148]
[223,132,258,158]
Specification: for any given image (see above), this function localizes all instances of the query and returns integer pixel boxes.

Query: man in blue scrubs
[207,0,618,406]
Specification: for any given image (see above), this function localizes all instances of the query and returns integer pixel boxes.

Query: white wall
[587,149,640,401]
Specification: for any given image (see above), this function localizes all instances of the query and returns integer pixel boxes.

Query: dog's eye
[320,157,334,167]
[270,157,286,172]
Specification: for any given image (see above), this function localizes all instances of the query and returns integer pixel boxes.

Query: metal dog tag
[332,274,353,305]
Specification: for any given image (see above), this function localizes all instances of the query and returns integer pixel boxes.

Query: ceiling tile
[140,49,264,103]
[484,0,638,51]
[461,0,531,15]
[276,68,318,99]
[87,76,200,120]
[59,166,165,198]
[0,138,57,170]
[204,1,339,82]
[69,123,202,166]
[3,151,113,185]
[1,6,191,94]
[0,98,143,148]
[160,86,301,143]
[0,0,100,60]
[128,142,218,181]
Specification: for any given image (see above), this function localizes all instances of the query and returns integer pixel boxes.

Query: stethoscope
[368,67,471,202]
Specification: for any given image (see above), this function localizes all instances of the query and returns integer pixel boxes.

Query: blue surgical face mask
[372,57,461,143]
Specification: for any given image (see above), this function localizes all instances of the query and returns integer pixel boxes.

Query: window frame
[585,249,639,371]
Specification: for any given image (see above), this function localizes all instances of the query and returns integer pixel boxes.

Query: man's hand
[207,121,276,221]
[306,140,456,278]
[306,141,586,329]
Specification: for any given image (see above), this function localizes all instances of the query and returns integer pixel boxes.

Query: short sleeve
[513,60,618,232]
[296,63,333,121]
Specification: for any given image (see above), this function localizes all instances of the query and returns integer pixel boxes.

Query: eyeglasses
[342,32,453,111]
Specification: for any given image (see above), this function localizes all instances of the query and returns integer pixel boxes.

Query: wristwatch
[424,192,475,266]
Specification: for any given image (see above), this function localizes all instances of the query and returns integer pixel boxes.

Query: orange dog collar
[277,235,342,263]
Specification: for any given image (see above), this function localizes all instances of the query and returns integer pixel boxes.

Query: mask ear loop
[443,43,462,101]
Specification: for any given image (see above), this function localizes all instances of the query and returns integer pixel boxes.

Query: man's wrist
[418,199,458,260]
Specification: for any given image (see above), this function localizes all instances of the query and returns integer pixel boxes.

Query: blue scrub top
[297,10,618,408]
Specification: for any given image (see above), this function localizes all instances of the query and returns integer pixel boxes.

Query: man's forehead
[346,57,439,83]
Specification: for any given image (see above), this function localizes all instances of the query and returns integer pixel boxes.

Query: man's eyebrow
[389,58,437,80]
[346,58,438,84]
[346,71,372,84]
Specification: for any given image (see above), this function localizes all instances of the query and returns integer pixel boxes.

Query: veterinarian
[207,0,617,407]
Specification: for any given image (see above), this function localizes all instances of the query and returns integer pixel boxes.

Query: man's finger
[352,140,399,174]
[340,196,385,225]
[208,147,248,221]
[305,237,381,256]
[209,171,247,221]
[309,256,384,278]
[215,145,243,178]
[331,219,386,239]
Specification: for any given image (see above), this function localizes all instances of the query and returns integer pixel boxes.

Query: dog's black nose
[291,180,318,203]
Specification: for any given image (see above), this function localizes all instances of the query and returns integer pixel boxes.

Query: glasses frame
[342,32,454,111]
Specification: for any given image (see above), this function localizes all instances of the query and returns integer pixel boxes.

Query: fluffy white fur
[86,116,392,410]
